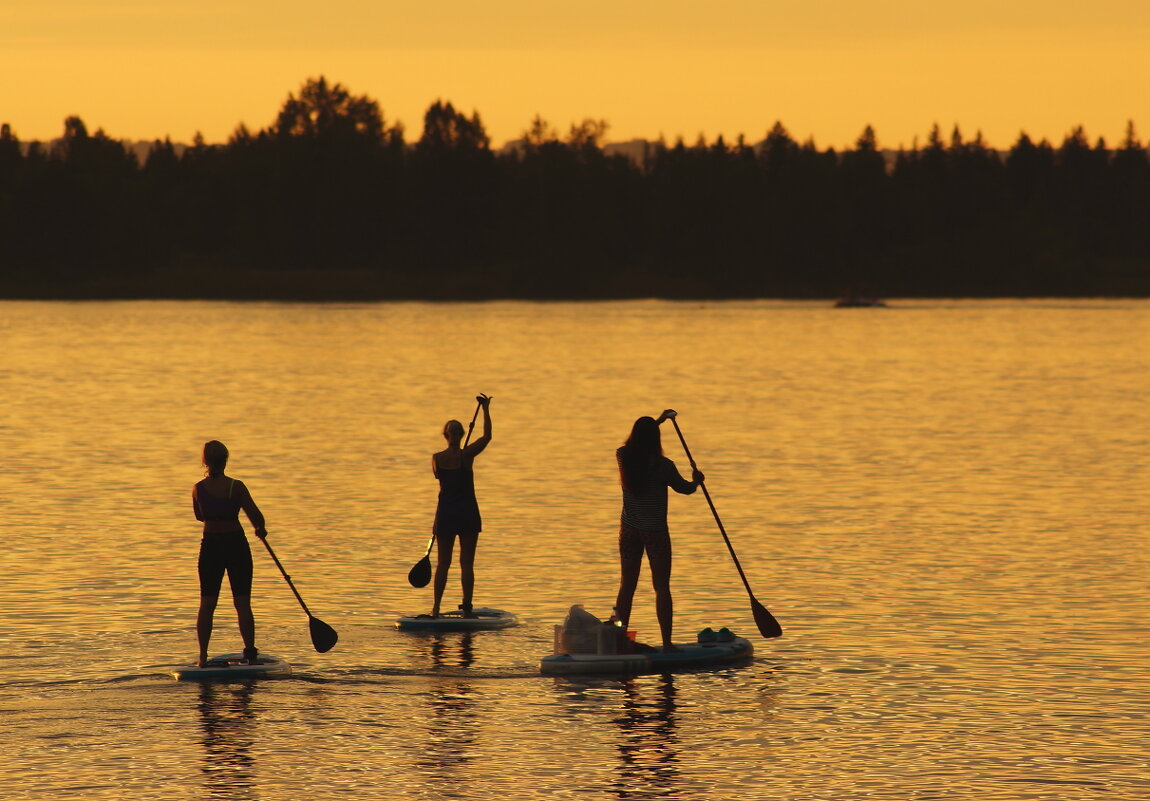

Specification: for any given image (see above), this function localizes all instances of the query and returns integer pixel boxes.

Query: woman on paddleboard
[192,440,267,666]
[614,410,703,652]
[430,394,492,618]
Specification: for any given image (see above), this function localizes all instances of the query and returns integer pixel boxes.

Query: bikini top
[195,478,242,522]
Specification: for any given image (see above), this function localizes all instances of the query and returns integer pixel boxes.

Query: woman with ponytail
[430,394,493,618]
[192,440,267,666]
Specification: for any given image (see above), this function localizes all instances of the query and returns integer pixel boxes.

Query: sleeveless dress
[434,454,482,537]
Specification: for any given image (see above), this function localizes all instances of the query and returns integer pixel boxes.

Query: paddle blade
[309,616,339,653]
[407,555,432,588]
[752,598,783,639]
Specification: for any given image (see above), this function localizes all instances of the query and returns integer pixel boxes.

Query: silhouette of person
[430,394,492,618]
[613,410,703,652]
[192,440,267,666]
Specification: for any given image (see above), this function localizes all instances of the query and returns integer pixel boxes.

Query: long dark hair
[620,417,662,493]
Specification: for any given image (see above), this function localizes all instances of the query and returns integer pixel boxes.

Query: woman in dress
[614,410,703,652]
[430,394,492,618]
[192,440,267,665]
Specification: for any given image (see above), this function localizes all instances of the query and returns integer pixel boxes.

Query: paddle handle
[464,398,482,448]
[259,536,314,618]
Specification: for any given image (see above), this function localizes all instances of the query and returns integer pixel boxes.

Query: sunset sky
[3,0,1149,151]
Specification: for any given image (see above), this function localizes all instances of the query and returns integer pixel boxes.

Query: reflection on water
[2,299,1149,800]
[416,634,480,796]
[428,633,476,671]
[550,674,686,801]
[197,682,258,801]
[610,676,681,801]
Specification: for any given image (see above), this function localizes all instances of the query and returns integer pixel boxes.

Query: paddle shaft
[668,418,761,598]
[421,399,483,557]
[259,536,315,618]
[669,417,782,640]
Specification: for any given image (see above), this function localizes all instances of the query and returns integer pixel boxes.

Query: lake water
[1,299,1147,800]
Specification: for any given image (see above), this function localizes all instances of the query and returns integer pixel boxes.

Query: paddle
[258,536,339,653]
[669,415,783,639]
[407,398,484,588]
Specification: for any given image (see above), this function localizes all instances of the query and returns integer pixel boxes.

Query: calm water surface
[1,299,1147,800]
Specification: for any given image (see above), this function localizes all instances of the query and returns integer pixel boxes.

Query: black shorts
[433,503,482,538]
[619,522,671,562]
[198,532,253,597]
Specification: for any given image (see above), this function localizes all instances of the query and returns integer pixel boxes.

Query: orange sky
[3,0,1149,150]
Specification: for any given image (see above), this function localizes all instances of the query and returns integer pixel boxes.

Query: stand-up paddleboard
[171,653,292,681]
[395,607,518,632]
[541,630,753,676]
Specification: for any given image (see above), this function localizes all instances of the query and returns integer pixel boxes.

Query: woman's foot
[196,654,210,667]
[242,646,259,664]
[661,643,681,653]
[459,603,477,619]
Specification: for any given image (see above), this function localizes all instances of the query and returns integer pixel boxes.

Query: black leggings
[198,533,253,597]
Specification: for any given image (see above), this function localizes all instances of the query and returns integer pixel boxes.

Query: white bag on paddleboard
[556,604,628,654]
[557,604,603,654]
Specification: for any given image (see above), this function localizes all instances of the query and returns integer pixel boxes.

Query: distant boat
[834,294,887,308]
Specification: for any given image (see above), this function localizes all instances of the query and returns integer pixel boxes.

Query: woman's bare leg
[196,594,218,666]
[614,549,643,629]
[458,532,479,615]
[432,534,455,617]
[647,532,676,651]
[233,594,255,653]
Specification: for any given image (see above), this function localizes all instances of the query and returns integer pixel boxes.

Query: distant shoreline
[6,84,1149,303]
[3,269,1149,303]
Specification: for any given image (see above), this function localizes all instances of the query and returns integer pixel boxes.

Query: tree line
[2,77,1149,300]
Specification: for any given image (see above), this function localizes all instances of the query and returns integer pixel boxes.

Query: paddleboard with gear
[171,652,292,681]
[541,625,753,675]
[395,606,519,632]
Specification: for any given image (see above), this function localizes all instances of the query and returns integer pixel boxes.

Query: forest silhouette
[2,77,1149,300]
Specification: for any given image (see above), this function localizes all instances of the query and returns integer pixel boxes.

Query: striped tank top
[617,447,696,531]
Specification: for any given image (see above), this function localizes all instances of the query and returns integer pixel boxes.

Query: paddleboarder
[430,394,492,618]
[614,410,703,652]
[192,440,267,667]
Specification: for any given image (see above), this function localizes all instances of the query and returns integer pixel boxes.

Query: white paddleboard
[395,607,519,632]
[171,652,292,681]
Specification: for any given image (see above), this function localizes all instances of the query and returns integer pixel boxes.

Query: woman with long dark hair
[614,410,703,652]
[430,394,492,618]
[192,440,267,666]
